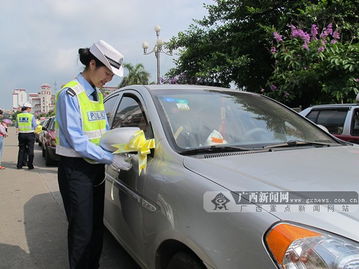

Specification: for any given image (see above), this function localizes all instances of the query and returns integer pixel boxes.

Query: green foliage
[46,110,55,117]
[36,110,55,119]
[167,0,359,107]
[167,0,310,89]
[119,63,150,87]
[12,111,20,121]
[267,22,359,107]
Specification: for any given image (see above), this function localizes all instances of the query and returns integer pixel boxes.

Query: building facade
[12,89,28,110]
[38,84,53,113]
[12,84,55,115]
[28,93,41,114]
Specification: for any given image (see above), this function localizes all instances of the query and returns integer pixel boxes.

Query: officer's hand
[111,154,132,172]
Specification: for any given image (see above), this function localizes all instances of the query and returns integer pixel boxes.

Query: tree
[166,0,310,89]
[266,23,359,107]
[119,63,150,87]
[167,0,359,107]
[12,111,21,122]
[265,0,359,107]
[46,110,55,117]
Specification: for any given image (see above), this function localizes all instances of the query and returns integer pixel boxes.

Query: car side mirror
[100,127,140,153]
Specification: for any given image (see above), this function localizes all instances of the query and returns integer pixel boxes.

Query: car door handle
[105,172,157,212]
[105,172,141,203]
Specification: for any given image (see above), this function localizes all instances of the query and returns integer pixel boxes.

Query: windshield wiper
[263,140,335,150]
[179,145,266,155]
[180,141,337,155]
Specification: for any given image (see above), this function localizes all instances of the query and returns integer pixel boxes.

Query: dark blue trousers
[17,132,35,168]
[58,156,105,269]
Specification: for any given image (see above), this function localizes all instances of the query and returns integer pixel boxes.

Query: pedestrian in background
[56,40,131,269]
[16,103,37,169]
[0,110,7,170]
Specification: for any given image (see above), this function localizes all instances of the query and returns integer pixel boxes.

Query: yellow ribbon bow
[112,130,155,175]
[34,125,43,134]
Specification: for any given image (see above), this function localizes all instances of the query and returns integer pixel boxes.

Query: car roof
[106,84,260,99]
[143,84,234,92]
[306,103,359,109]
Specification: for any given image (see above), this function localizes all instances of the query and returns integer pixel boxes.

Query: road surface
[0,127,140,269]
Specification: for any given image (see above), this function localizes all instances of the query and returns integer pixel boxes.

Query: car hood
[183,145,359,240]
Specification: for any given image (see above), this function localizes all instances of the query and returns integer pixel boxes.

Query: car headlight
[265,223,359,269]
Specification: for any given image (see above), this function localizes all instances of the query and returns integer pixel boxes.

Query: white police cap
[23,102,32,108]
[90,40,124,77]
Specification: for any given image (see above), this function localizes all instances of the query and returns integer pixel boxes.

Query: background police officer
[55,40,130,269]
[16,102,37,169]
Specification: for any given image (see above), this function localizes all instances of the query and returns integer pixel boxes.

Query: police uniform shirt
[55,73,113,164]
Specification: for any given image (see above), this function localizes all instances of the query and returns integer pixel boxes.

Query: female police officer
[55,40,130,269]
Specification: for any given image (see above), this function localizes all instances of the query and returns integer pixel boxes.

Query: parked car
[38,118,50,147]
[41,116,59,166]
[34,119,40,142]
[102,85,359,269]
[35,118,48,145]
[299,104,359,144]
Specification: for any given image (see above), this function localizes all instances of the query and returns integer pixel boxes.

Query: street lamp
[142,25,172,84]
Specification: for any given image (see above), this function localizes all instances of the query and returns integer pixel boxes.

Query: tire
[166,252,205,269]
[45,147,53,166]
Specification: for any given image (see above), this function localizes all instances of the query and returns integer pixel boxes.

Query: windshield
[154,89,337,151]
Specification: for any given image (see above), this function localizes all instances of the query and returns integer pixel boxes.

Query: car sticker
[162,97,177,102]
[162,97,190,111]
[176,102,190,111]
[175,99,190,110]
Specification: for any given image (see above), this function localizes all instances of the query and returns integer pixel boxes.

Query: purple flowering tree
[161,72,213,86]
[266,23,359,107]
[160,73,188,84]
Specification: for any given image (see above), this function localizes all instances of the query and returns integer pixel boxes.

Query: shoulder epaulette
[66,88,76,97]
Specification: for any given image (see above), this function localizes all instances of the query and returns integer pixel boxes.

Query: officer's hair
[21,107,27,111]
[78,48,105,70]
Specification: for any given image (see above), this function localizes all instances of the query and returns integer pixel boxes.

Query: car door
[38,118,49,147]
[306,108,348,135]
[348,108,359,143]
[104,90,153,263]
[42,118,53,153]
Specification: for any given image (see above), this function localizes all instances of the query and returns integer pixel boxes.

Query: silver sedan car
[103,85,359,269]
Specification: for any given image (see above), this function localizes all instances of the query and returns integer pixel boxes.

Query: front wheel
[42,145,46,157]
[45,147,53,166]
[166,252,205,269]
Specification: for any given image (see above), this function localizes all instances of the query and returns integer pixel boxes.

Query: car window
[351,109,359,136]
[48,118,55,130]
[154,90,335,150]
[44,119,51,129]
[42,119,49,128]
[315,109,347,135]
[112,95,151,138]
[306,110,319,122]
[104,94,119,126]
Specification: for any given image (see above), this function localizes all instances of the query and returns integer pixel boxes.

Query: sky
[0,0,213,110]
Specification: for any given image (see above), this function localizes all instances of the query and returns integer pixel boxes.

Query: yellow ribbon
[112,130,155,175]
[34,125,43,134]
